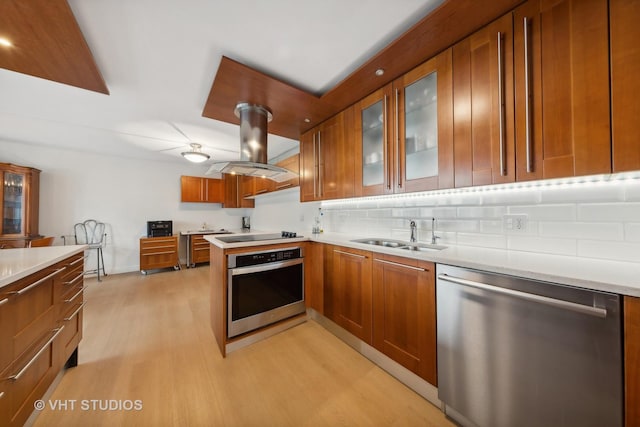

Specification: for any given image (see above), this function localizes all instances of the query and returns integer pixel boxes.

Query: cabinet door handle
[312,133,318,198]
[383,94,391,190]
[276,182,292,190]
[497,31,507,177]
[523,16,533,174]
[334,249,367,259]
[64,286,85,303]
[7,327,65,381]
[64,302,86,321]
[317,131,323,197]
[142,250,175,256]
[64,271,84,286]
[69,256,85,266]
[395,88,402,189]
[374,258,427,272]
[0,297,8,307]
[0,391,4,400]
[13,268,65,295]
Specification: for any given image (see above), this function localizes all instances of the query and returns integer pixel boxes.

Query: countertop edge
[0,245,88,289]
[309,233,640,298]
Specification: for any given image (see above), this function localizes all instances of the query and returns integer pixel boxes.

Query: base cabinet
[0,252,84,427]
[324,245,372,344]
[372,254,437,385]
[139,236,180,273]
[189,234,210,267]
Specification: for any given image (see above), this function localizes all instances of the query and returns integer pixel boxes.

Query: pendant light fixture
[181,143,210,163]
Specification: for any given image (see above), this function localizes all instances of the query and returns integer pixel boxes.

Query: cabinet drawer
[0,382,9,427]
[59,304,83,364]
[6,328,61,427]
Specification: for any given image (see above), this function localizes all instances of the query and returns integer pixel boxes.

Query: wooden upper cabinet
[273,154,300,192]
[611,0,640,172]
[300,109,355,202]
[222,174,254,208]
[453,13,516,187]
[513,0,611,180]
[180,176,223,203]
[354,49,454,196]
[394,48,454,193]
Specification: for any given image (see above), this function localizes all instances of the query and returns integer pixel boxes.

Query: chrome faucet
[409,220,417,243]
[431,217,441,245]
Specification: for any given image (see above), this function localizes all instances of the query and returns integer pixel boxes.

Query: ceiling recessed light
[375,68,385,76]
[0,38,13,47]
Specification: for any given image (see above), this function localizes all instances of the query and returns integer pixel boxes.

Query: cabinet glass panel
[3,172,24,234]
[405,72,438,180]
[361,100,385,187]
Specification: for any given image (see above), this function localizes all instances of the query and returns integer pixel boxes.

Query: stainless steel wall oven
[227,247,305,338]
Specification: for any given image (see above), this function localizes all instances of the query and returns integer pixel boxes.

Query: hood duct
[206,103,298,183]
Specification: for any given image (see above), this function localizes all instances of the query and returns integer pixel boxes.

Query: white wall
[1,140,251,273]
[250,188,319,235]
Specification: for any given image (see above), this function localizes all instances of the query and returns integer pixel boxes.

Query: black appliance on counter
[147,220,173,237]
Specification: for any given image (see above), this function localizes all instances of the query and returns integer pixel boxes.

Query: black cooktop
[216,231,300,244]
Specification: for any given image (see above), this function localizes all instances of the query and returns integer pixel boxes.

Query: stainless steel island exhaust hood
[205,103,298,182]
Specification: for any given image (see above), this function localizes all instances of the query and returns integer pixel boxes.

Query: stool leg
[99,247,107,278]
[96,248,101,282]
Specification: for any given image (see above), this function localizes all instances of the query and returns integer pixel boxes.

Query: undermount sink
[350,238,446,251]
[350,238,407,248]
[399,243,447,252]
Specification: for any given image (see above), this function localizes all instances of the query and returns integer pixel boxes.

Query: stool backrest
[74,220,106,245]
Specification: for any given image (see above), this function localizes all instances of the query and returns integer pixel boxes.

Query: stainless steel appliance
[436,264,622,427]
[227,246,305,338]
[147,220,172,237]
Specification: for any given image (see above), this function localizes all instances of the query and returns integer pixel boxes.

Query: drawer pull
[334,249,367,259]
[69,256,85,266]
[374,258,427,272]
[64,287,85,303]
[8,327,65,381]
[64,302,86,321]
[276,183,292,190]
[0,297,8,307]
[142,250,175,256]
[14,268,65,295]
[0,391,4,400]
[64,271,84,286]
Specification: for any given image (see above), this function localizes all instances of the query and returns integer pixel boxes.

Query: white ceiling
[0,0,444,166]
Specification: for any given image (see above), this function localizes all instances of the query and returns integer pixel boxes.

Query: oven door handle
[229,258,303,276]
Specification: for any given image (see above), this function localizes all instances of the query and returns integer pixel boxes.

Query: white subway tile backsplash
[540,184,625,203]
[577,203,640,222]
[457,233,506,249]
[320,179,640,263]
[457,206,506,218]
[625,223,640,242]
[578,240,640,263]
[540,222,623,241]
[507,235,577,256]
[508,205,576,221]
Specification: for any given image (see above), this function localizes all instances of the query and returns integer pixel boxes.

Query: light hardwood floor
[33,266,453,426]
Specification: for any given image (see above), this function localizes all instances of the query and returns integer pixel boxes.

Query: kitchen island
[0,245,87,427]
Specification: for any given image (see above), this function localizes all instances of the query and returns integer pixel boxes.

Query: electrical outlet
[504,214,528,232]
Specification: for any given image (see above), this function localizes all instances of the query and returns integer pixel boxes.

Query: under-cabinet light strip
[320,172,640,207]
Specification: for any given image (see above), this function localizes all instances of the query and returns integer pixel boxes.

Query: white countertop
[179,228,235,236]
[312,232,640,297]
[0,245,87,289]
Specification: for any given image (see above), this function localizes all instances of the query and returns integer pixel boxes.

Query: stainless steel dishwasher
[436,264,623,427]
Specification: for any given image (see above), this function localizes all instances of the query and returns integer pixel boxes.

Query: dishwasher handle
[438,273,608,318]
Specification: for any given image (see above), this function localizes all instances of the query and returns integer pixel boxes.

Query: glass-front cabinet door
[2,171,25,235]
[394,48,454,193]
[355,85,393,196]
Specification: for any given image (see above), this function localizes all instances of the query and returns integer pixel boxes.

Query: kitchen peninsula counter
[0,245,87,289]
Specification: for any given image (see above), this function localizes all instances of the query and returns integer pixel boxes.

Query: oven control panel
[229,248,303,268]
